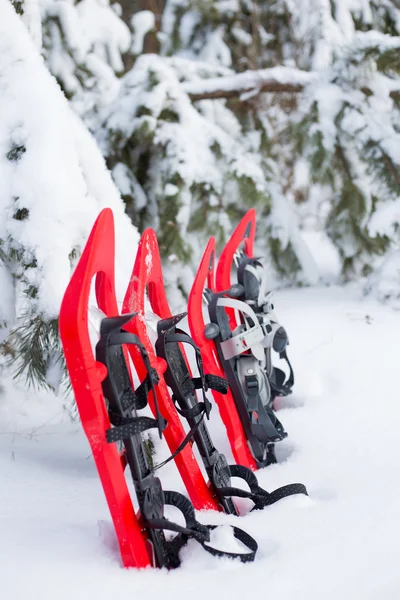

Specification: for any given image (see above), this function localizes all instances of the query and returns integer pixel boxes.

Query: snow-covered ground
[1,285,400,600]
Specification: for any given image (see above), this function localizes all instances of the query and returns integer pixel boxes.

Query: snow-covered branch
[182,67,317,101]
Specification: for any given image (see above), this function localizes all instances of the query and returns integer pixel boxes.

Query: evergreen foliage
[2,0,400,389]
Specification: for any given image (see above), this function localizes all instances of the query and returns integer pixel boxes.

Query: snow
[308,82,344,153]
[76,0,130,74]
[198,28,232,68]
[0,0,139,328]
[40,0,129,110]
[266,183,320,286]
[131,10,155,55]
[365,249,400,309]
[182,66,316,98]
[2,5,400,592]
[20,0,42,49]
[2,285,400,599]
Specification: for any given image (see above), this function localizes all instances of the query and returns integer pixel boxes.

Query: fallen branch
[182,66,316,101]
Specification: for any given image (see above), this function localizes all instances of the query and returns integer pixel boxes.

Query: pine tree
[40,0,131,113]
[160,1,400,289]
[94,53,281,303]
[4,0,400,391]
[295,31,400,278]
[0,0,139,390]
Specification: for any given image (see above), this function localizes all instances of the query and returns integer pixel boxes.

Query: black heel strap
[215,464,308,510]
[148,490,258,564]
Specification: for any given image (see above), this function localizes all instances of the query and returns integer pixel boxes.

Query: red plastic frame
[59,209,151,569]
[216,209,256,291]
[188,237,256,470]
[215,210,256,329]
[122,229,219,511]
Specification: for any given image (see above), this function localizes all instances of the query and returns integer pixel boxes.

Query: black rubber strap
[280,350,294,390]
[106,415,160,442]
[192,374,228,394]
[148,491,258,564]
[164,331,201,353]
[152,403,208,471]
[216,464,308,510]
[110,371,158,413]
[133,368,160,409]
[161,327,210,392]
[107,329,144,349]
[251,483,308,509]
[271,350,294,396]
[201,525,258,563]
[217,482,308,509]
[166,524,258,564]
[172,396,211,420]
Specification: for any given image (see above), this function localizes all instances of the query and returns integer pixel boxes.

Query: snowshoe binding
[96,312,258,567]
[217,209,295,401]
[155,312,308,512]
[190,236,286,469]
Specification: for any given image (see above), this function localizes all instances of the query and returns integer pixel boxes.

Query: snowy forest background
[1,0,400,392]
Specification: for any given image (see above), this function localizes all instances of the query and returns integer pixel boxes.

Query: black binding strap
[193,374,228,394]
[155,314,307,514]
[104,367,167,443]
[216,464,308,511]
[151,405,208,471]
[134,368,160,408]
[148,490,258,564]
[202,525,258,563]
[106,415,161,442]
[271,349,294,397]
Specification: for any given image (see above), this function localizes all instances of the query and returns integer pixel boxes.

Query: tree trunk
[118,0,165,54]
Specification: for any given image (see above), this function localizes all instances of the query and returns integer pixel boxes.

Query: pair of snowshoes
[189,209,294,469]
[59,208,306,570]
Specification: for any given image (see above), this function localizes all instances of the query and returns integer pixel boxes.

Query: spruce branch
[7,311,66,390]
[182,67,315,101]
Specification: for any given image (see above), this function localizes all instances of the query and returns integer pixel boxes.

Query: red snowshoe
[189,211,293,468]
